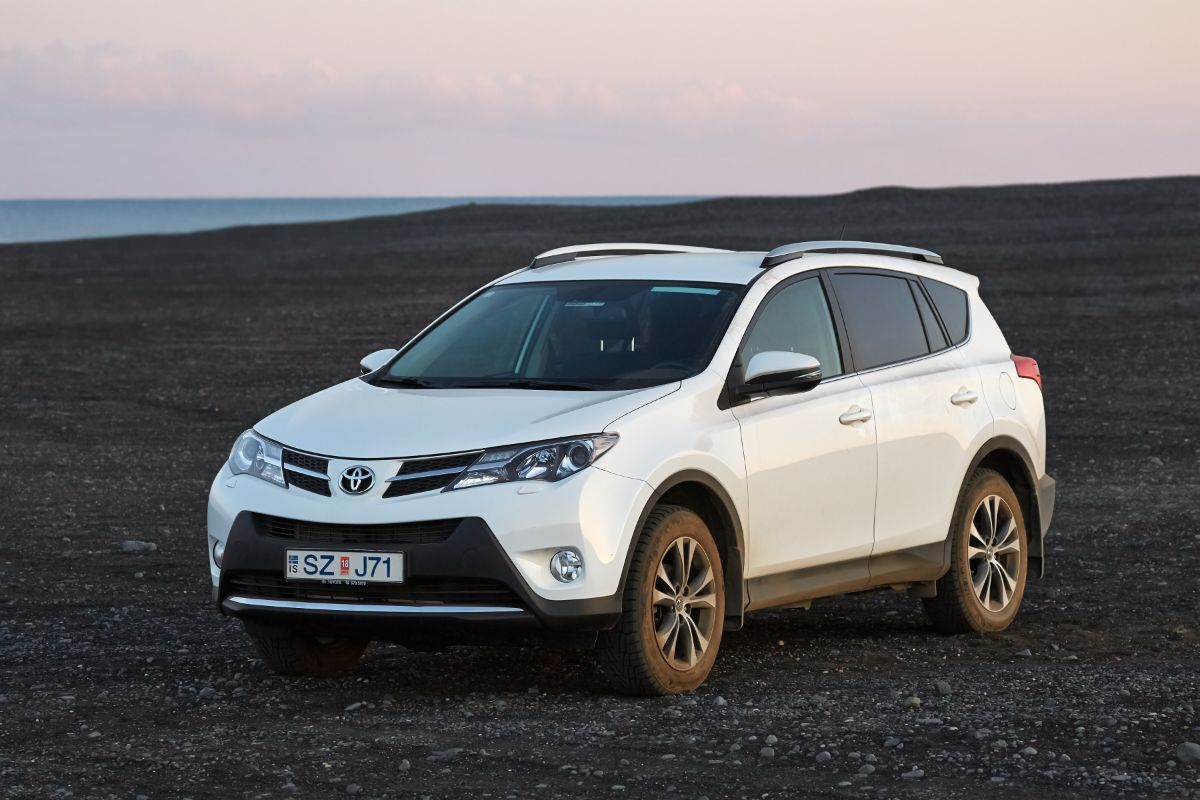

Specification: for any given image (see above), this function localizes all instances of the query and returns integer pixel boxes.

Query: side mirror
[736,351,822,397]
[359,348,398,376]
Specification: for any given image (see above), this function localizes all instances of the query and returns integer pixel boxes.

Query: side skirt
[744,540,948,612]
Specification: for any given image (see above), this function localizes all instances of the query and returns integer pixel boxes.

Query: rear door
[828,270,992,560]
[732,275,877,579]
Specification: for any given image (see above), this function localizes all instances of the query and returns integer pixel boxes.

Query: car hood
[255,378,679,459]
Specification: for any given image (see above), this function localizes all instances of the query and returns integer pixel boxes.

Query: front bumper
[215,512,622,633]
[207,463,654,635]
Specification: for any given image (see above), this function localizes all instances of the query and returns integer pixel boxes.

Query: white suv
[207,240,1054,695]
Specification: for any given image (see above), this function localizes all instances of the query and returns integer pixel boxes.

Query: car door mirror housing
[359,348,398,375]
[736,351,823,397]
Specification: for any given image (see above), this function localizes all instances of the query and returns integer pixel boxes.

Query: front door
[732,275,878,581]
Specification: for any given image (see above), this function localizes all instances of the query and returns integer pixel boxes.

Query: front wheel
[244,621,368,676]
[923,468,1028,633]
[598,504,725,696]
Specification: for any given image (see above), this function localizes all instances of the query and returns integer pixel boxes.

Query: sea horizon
[0,195,705,245]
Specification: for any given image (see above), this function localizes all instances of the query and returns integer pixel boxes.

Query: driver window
[740,277,843,378]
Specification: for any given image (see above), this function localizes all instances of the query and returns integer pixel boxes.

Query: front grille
[284,450,329,474]
[383,473,460,497]
[396,452,481,475]
[383,451,481,498]
[287,472,332,496]
[255,514,460,545]
[226,573,523,607]
[283,450,331,497]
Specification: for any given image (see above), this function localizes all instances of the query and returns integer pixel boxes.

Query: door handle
[839,406,873,425]
[950,388,979,406]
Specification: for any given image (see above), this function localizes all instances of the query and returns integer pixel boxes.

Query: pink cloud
[1,38,1198,197]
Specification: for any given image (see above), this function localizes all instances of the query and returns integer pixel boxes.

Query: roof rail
[760,240,944,269]
[528,243,732,269]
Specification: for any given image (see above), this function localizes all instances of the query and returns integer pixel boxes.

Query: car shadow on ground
[271,594,977,698]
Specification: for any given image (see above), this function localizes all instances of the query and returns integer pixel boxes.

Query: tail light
[1011,355,1042,391]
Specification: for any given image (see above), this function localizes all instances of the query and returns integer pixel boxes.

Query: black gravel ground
[2,177,1199,799]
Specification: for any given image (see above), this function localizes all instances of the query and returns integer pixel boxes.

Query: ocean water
[0,196,703,244]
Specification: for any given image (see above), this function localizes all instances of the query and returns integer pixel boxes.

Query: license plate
[285,549,405,584]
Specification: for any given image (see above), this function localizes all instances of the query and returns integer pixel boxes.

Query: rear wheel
[598,504,725,696]
[923,468,1028,633]
[244,621,368,676]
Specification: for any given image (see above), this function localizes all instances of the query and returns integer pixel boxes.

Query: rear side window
[911,284,949,351]
[831,273,929,370]
[923,278,970,344]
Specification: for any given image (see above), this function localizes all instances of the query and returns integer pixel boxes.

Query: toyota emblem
[339,465,375,495]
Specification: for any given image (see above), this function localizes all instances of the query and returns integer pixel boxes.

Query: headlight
[227,429,286,488]
[448,434,618,491]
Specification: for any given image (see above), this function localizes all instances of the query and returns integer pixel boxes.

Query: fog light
[549,549,583,583]
[212,539,226,569]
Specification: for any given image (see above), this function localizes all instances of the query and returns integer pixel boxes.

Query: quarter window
[831,273,930,370]
[740,277,843,378]
[923,278,970,344]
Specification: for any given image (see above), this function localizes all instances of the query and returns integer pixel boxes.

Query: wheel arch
[954,436,1046,578]
[636,470,747,631]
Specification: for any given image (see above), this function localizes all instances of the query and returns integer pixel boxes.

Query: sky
[2,0,1199,198]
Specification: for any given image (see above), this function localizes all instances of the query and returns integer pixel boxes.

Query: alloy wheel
[651,536,718,670]
[968,494,1022,612]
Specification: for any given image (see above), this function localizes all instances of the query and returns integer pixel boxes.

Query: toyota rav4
[207,240,1054,695]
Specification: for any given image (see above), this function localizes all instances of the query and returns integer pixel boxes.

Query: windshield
[377,280,744,390]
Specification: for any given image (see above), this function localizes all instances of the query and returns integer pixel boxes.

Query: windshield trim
[367,279,748,391]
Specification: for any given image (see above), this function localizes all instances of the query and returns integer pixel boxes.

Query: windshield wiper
[447,379,601,391]
[376,376,445,389]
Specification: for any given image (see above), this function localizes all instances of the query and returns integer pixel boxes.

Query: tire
[598,504,725,696]
[244,621,368,676]
[923,468,1029,634]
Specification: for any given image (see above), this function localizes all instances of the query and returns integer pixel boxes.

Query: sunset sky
[3,0,1199,197]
